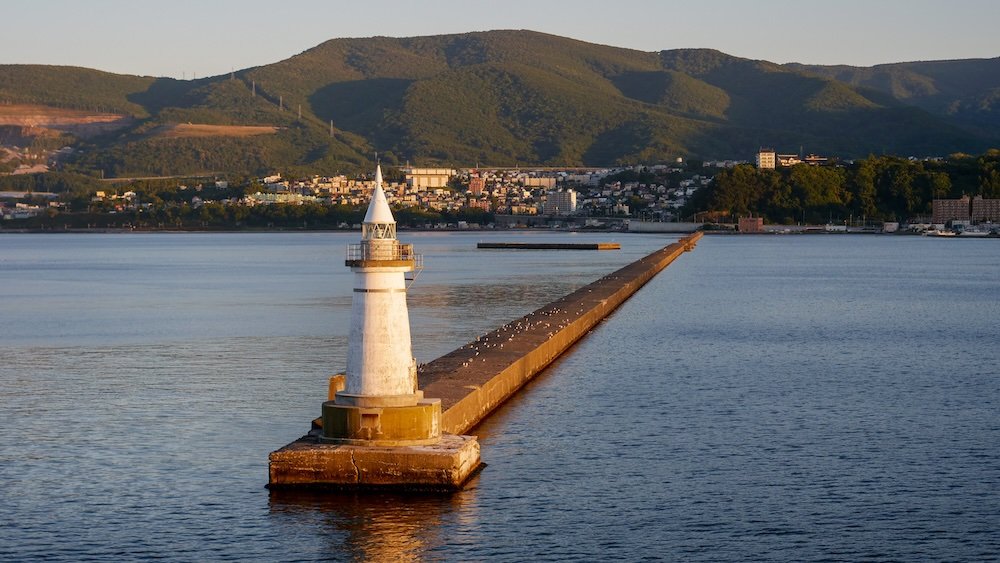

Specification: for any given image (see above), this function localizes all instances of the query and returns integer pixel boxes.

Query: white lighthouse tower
[322,165,441,446]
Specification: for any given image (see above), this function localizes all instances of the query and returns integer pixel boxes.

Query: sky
[4,0,999,79]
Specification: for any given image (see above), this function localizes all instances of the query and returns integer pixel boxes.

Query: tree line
[685,151,1000,224]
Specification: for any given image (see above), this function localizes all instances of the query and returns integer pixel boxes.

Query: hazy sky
[4,0,998,79]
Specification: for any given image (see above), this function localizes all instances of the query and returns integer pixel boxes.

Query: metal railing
[346,242,423,268]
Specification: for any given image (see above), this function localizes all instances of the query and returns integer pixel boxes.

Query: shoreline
[3,228,994,238]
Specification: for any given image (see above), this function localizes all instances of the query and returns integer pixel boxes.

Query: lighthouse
[321,165,441,446]
[269,163,479,490]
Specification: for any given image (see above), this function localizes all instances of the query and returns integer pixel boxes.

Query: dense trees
[686,152,1000,223]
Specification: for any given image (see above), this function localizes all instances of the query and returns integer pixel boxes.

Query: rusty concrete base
[267,433,481,491]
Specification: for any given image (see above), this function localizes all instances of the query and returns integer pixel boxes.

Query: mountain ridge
[0,30,996,176]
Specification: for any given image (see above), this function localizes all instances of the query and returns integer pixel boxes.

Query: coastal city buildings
[933,195,1000,224]
[0,163,716,226]
[972,195,1000,223]
[8,155,999,233]
[757,147,829,169]
[544,189,577,215]
[403,167,456,189]
[933,195,971,223]
[468,176,485,196]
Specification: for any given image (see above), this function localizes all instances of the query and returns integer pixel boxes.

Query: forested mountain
[0,30,996,176]
[786,58,1000,136]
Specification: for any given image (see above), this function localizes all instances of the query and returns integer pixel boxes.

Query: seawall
[421,232,702,435]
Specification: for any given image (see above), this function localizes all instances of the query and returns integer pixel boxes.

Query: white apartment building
[544,189,577,215]
[756,148,776,169]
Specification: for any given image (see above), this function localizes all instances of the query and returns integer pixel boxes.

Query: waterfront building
[929,194,1000,224]
[971,195,1000,222]
[739,216,764,233]
[932,195,971,223]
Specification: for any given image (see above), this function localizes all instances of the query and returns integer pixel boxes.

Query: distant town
[2,149,999,236]
[0,160,717,230]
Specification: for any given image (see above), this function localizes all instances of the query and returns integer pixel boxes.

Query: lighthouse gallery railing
[346,242,423,268]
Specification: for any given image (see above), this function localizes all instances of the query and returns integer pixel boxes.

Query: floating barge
[477,242,621,250]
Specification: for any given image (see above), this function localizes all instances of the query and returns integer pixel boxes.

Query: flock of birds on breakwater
[423,272,633,372]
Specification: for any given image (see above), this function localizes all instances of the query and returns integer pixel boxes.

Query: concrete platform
[267,433,481,491]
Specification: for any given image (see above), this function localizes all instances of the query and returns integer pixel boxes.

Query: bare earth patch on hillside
[0,104,133,137]
[152,124,281,139]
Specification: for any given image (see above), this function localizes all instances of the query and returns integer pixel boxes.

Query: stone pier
[267,232,701,490]
[424,232,701,435]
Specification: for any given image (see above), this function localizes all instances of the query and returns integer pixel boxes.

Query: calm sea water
[1,231,998,561]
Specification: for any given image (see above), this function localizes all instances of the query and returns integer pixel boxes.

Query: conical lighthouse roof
[363,164,396,225]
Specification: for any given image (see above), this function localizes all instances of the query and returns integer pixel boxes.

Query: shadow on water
[267,483,482,561]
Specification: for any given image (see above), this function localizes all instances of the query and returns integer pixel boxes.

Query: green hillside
[787,57,1000,135]
[0,65,155,115]
[1,31,996,176]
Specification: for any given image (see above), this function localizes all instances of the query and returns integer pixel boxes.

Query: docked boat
[923,229,957,237]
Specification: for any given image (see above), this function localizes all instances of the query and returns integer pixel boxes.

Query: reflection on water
[5,233,997,560]
[268,487,478,562]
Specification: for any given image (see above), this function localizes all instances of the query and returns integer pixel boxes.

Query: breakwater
[268,232,700,489]
[423,232,702,435]
[477,242,621,250]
